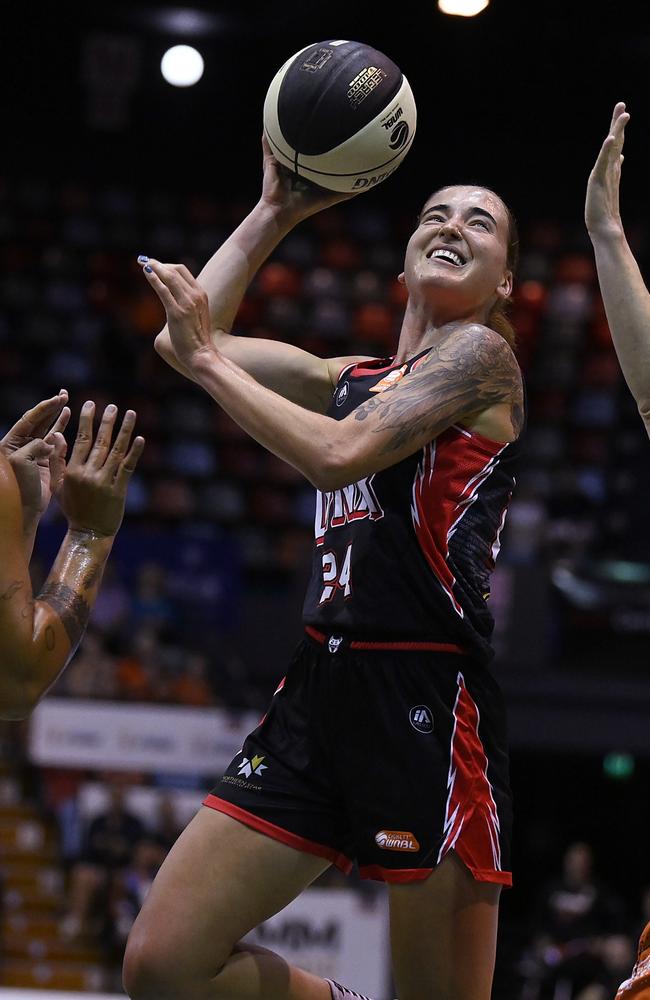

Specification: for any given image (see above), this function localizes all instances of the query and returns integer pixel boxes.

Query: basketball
[263,40,417,193]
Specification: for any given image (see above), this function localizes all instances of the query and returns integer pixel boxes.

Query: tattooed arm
[0,457,112,718]
[196,323,521,489]
[0,404,143,720]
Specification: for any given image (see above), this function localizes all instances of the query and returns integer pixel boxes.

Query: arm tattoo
[1,581,24,601]
[510,398,524,437]
[353,326,523,454]
[37,582,91,651]
[83,563,102,590]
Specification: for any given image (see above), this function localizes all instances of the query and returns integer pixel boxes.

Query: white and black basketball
[263,40,417,193]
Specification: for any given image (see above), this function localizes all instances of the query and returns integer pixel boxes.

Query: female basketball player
[124,137,524,1000]
[585,101,650,1000]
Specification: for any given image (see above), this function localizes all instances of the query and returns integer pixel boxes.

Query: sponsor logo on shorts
[238,754,268,779]
[336,382,349,406]
[409,705,434,733]
[375,830,420,852]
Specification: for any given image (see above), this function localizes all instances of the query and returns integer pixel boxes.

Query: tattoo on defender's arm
[1,581,24,602]
[37,583,91,651]
[353,327,523,452]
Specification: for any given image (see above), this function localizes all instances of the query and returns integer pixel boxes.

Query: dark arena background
[1,2,650,997]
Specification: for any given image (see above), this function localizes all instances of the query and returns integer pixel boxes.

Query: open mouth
[427,248,466,267]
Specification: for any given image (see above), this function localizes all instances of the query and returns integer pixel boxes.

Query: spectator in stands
[116,626,167,702]
[60,783,145,939]
[150,794,182,852]
[111,836,167,952]
[89,563,131,636]
[167,651,216,707]
[53,627,118,700]
[524,841,625,998]
[129,562,176,633]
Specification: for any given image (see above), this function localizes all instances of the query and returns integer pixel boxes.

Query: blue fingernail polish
[144,265,153,273]
[137,255,149,263]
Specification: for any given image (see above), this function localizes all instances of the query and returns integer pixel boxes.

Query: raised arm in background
[0,403,143,719]
[152,137,372,412]
[585,102,650,434]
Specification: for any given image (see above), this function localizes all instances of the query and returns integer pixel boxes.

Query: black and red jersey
[302,347,523,663]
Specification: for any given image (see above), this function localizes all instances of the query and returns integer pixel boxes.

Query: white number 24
[319,544,352,604]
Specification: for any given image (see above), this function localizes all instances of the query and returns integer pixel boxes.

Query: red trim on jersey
[203,795,354,874]
[304,625,467,654]
[410,428,506,616]
[335,361,359,383]
[349,358,397,377]
[456,422,513,451]
[437,672,506,882]
[358,863,512,886]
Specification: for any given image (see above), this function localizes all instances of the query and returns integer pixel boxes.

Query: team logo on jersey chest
[314,475,385,545]
[369,365,407,393]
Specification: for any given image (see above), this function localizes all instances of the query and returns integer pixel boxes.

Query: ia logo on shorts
[238,755,268,779]
[409,705,433,734]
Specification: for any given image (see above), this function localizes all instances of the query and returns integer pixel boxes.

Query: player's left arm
[141,260,523,490]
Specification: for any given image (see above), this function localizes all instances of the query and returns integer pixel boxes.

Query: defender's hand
[1,390,70,457]
[3,394,70,525]
[58,403,144,537]
[585,102,629,240]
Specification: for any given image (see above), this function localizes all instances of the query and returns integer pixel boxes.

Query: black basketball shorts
[204,633,513,885]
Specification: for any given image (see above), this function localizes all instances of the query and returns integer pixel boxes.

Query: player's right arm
[586,103,650,436]
[0,404,143,720]
[153,137,372,412]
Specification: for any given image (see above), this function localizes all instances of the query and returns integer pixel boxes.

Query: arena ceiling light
[160,45,204,87]
[438,0,490,15]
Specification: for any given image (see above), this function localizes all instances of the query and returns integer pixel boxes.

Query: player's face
[402,185,513,319]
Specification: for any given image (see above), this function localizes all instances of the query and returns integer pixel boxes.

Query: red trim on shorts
[202,795,354,875]
[358,863,512,886]
[304,625,467,654]
[438,673,507,882]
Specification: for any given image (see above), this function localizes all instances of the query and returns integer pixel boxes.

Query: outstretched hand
[585,102,629,239]
[260,133,359,225]
[2,392,71,526]
[58,403,144,537]
[138,258,214,369]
